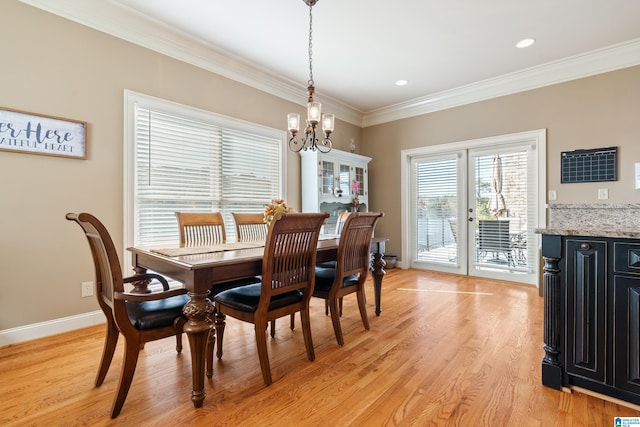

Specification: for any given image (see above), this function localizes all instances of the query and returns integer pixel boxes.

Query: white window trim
[122,90,287,269]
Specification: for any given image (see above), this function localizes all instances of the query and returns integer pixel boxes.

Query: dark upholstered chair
[231,212,285,336]
[213,212,328,385]
[175,211,262,372]
[66,212,195,418]
[313,212,384,346]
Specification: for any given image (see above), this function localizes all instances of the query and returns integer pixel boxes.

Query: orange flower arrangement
[263,199,295,224]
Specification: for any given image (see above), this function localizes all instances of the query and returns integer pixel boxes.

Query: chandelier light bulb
[287,113,300,134]
[322,114,334,133]
[307,101,322,124]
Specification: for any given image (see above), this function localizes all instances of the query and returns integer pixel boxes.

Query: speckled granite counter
[536,203,640,239]
[536,227,640,239]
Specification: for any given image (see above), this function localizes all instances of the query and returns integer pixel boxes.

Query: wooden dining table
[127,235,387,408]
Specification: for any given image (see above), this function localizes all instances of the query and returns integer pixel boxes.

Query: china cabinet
[300,148,371,234]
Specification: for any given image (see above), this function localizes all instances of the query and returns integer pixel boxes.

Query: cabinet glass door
[320,160,334,195]
[354,166,366,196]
[338,163,350,197]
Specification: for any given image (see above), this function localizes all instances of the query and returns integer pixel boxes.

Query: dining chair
[213,212,328,385]
[317,211,351,271]
[232,212,286,336]
[477,219,513,266]
[66,212,198,418]
[175,212,226,247]
[175,211,263,369]
[313,211,384,346]
[232,212,268,242]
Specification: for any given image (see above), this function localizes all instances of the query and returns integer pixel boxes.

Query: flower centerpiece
[351,180,360,212]
[263,199,295,225]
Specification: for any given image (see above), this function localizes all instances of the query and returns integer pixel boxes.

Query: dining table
[127,235,387,408]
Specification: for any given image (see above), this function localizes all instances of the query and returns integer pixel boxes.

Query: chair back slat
[232,212,268,242]
[261,213,328,300]
[176,212,226,246]
[336,212,384,279]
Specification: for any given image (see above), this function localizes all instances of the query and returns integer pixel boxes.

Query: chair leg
[110,338,140,418]
[96,320,119,387]
[357,289,370,331]
[328,298,345,346]
[254,323,272,385]
[270,320,276,338]
[290,313,295,330]
[174,317,187,354]
[206,327,215,378]
[300,308,316,360]
[214,310,226,360]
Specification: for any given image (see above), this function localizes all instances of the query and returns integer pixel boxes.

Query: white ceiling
[21,0,640,126]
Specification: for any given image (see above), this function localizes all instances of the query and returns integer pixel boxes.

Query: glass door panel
[411,153,466,275]
[468,146,537,283]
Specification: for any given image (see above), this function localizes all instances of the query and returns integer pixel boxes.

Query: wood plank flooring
[2,268,640,426]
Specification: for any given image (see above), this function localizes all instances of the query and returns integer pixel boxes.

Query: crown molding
[20,0,640,129]
[362,39,640,127]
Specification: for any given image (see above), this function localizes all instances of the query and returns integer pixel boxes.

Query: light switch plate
[598,188,609,200]
[548,190,557,201]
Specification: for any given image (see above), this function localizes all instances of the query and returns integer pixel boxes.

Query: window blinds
[134,107,282,246]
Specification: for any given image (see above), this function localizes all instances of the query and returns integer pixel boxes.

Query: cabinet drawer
[614,242,640,276]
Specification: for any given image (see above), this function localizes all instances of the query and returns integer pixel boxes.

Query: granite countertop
[540,203,640,239]
[536,228,640,239]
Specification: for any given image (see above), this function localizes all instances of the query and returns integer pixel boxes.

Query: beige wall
[362,66,640,258]
[0,1,361,330]
[2,0,639,332]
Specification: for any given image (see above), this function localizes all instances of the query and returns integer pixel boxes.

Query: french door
[403,130,545,285]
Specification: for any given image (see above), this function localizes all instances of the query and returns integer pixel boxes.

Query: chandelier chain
[286,0,333,153]
[307,4,314,87]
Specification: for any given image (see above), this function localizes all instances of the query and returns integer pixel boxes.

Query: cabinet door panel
[565,239,607,382]
[614,276,640,394]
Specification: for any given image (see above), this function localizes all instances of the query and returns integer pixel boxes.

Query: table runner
[151,241,265,257]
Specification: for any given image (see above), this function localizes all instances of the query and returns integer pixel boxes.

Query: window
[124,91,286,253]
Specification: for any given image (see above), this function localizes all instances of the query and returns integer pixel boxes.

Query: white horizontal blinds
[473,149,533,272]
[135,108,221,246]
[414,155,458,264]
[134,106,280,246]
[219,128,281,241]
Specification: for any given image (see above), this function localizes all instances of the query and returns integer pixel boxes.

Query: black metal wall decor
[561,146,617,183]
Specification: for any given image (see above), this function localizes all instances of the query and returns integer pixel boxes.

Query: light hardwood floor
[2,269,640,426]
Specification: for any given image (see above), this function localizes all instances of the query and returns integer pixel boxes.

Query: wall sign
[0,107,87,159]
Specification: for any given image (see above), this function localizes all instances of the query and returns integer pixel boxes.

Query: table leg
[370,252,386,316]
[182,291,213,408]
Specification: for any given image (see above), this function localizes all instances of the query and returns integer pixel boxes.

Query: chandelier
[287,0,333,153]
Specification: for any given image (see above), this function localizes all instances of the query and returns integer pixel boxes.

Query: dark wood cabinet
[564,238,607,383]
[541,234,640,405]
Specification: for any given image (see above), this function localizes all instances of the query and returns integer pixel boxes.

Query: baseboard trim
[0,311,104,347]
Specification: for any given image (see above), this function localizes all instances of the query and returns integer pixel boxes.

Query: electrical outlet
[548,190,557,201]
[598,188,609,200]
[81,281,94,297]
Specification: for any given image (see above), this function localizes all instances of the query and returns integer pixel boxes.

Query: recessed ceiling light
[516,38,535,48]
[395,79,408,86]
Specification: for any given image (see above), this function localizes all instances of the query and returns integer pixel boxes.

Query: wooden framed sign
[0,107,87,159]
